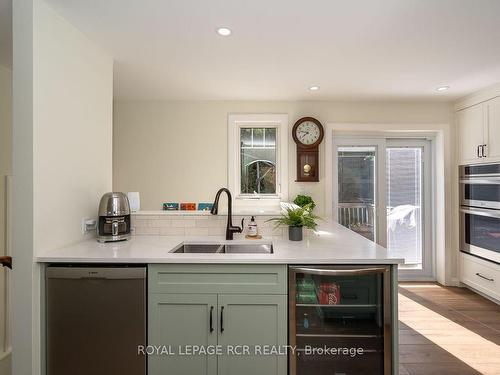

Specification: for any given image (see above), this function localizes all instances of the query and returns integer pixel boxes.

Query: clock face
[295,121,321,145]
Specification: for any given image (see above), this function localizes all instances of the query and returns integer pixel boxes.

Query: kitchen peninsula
[38,218,402,375]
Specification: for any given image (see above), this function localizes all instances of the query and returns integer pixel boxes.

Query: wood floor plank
[399,283,500,375]
[460,310,500,323]
[403,362,496,375]
[399,364,411,375]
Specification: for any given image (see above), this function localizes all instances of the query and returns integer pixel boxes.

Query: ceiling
[0,0,12,68]
[25,1,500,100]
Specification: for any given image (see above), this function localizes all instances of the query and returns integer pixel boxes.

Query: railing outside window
[338,203,375,241]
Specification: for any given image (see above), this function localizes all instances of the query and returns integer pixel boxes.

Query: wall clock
[292,117,324,182]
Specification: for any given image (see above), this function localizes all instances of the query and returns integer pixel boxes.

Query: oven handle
[460,178,500,184]
[460,207,500,218]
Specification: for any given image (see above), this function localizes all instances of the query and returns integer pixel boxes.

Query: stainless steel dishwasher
[46,264,147,375]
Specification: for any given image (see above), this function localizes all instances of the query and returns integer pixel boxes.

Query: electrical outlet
[82,217,97,234]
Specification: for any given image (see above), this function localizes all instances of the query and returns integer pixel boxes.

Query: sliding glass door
[334,139,386,245]
[333,138,433,280]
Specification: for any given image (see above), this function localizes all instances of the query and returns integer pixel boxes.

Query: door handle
[220,306,224,333]
[209,306,214,333]
[0,256,12,269]
[476,272,494,282]
[460,207,500,218]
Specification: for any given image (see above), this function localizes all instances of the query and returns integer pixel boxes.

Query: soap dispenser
[247,216,258,237]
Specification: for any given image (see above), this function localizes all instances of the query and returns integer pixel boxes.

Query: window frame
[228,114,288,201]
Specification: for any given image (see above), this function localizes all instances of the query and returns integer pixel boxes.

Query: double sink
[172,243,274,254]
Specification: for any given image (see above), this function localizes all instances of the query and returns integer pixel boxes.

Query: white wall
[0,64,12,374]
[114,101,457,285]
[114,100,453,214]
[34,1,113,254]
[12,1,113,374]
[12,0,36,372]
[0,65,12,188]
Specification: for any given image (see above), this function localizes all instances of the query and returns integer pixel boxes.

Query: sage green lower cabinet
[148,264,288,375]
[217,294,287,375]
[148,294,218,375]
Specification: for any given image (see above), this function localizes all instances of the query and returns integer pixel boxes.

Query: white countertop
[36,221,404,264]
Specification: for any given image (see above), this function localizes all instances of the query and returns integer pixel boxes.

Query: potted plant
[293,194,316,211]
[268,204,320,241]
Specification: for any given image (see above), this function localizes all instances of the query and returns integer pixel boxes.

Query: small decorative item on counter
[180,202,196,210]
[197,203,213,211]
[163,202,179,210]
[247,216,258,237]
[318,282,341,305]
[127,192,141,212]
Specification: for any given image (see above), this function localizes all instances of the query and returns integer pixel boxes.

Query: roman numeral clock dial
[292,117,324,182]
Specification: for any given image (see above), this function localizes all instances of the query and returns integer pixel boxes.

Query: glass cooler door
[289,266,392,375]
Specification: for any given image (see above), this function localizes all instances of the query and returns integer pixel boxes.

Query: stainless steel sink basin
[224,244,273,254]
[173,244,223,253]
[172,243,273,254]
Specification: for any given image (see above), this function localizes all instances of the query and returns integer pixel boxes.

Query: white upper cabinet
[458,103,484,163]
[457,96,500,164]
[485,96,500,160]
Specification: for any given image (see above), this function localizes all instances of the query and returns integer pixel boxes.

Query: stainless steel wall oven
[460,163,500,264]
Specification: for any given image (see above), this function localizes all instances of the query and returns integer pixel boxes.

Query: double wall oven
[460,163,500,264]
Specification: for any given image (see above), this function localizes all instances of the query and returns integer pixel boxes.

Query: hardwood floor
[399,283,500,375]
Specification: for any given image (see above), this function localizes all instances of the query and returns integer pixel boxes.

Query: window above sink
[227,114,289,206]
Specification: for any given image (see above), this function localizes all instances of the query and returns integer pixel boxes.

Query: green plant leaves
[267,204,321,230]
[293,194,316,210]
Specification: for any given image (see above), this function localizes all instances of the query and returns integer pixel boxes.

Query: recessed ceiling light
[309,85,320,91]
[436,85,450,92]
[216,27,232,36]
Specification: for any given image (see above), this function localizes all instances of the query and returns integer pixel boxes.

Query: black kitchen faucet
[210,188,244,240]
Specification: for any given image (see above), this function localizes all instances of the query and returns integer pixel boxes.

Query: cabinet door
[485,96,500,160]
[458,104,484,163]
[149,294,218,375]
[217,294,287,375]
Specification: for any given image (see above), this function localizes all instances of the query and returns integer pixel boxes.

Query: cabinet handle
[482,144,487,158]
[476,272,494,282]
[220,306,224,333]
[209,306,214,333]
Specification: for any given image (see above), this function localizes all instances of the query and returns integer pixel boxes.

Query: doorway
[333,137,434,280]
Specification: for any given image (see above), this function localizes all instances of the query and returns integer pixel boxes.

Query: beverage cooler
[289,266,394,375]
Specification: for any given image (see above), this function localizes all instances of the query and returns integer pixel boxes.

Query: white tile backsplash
[159,227,185,236]
[207,227,225,236]
[131,213,287,239]
[184,227,210,236]
[150,219,171,228]
[134,227,160,235]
